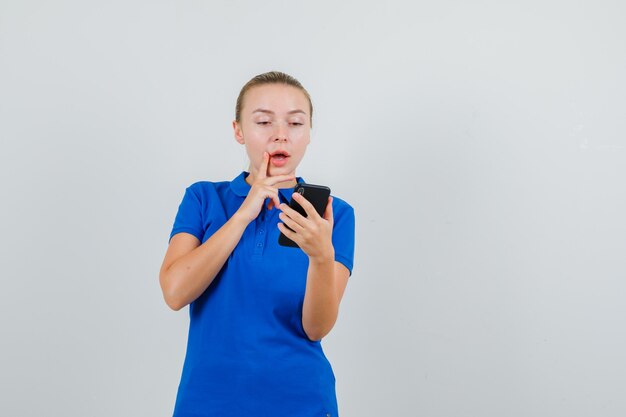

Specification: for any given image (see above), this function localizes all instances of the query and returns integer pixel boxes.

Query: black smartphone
[278,183,331,248]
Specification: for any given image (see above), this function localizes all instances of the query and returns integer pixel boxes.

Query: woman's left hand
[277,194,334,261]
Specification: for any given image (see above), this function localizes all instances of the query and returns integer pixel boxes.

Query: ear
[233,120,244,144]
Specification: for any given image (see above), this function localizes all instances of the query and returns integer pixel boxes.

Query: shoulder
[184,179,232,200]
[330,194,355,233]
[186,178,233,190]
[175,180,235,217]
[330,194,354,218]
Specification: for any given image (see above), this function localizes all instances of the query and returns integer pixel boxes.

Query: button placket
[253,212,268,257]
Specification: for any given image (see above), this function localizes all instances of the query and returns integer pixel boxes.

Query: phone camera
[297,188,305,196]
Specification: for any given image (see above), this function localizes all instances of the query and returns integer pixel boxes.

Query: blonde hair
[235,71,313,127]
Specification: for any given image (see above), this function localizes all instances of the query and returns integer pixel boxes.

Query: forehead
[243,84,309,114]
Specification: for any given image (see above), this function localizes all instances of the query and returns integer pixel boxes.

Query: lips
[269,150,290,167]
[270,150,290,158]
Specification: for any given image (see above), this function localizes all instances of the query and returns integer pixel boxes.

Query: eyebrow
[251,108,307,115]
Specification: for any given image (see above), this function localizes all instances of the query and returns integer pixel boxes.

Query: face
[233,83,311,179]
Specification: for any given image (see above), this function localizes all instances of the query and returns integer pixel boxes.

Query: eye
[256,121,271,125]
[290,122,304,126]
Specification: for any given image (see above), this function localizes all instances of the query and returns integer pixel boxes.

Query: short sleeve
[332,200,355,275]
[169,185,204,243]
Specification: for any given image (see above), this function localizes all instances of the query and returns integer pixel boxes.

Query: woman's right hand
[236,152,295,224]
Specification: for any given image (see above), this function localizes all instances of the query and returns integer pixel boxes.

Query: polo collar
[229,171,305,201]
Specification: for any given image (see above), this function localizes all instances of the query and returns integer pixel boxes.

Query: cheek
[243,142,263,164]
[292,142,309,160]
[244,135,265,152]
[292,131,311,145]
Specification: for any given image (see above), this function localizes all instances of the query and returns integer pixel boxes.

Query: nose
[273,122,288,142]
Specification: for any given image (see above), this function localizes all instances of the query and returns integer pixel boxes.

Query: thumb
[324,196,334,225]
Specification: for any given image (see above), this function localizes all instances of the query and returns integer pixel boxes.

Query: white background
[1,1,625,416]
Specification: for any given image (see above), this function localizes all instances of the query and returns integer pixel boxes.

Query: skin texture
[160,83,350,341]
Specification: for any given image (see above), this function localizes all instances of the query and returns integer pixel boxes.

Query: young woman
[160,71,355,417]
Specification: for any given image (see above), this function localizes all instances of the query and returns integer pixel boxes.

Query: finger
[267,193,281,211]
[292,192,319,219]
[264,174,296,186]
[262,188,280,211]
[277,222,300,244]
[279,211,304,232]
[278,202,308,226]
[323,196,334,225]
[258,152,269,180]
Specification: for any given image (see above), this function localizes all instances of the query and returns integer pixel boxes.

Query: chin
[269,165,294,175]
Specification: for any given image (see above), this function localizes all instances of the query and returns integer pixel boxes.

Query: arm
[301,258,351,341]
[160,152,295,311]
[277,193,351,341]
[159,213,249,311]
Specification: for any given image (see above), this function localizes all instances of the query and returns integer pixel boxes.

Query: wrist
[309,249,335,265]
[230,210,252,227]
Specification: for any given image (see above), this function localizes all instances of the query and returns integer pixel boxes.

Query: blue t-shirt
[168,171,355,417]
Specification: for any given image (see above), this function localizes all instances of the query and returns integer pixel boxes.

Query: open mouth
[270,150,290,160]
[269,150,290,166]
